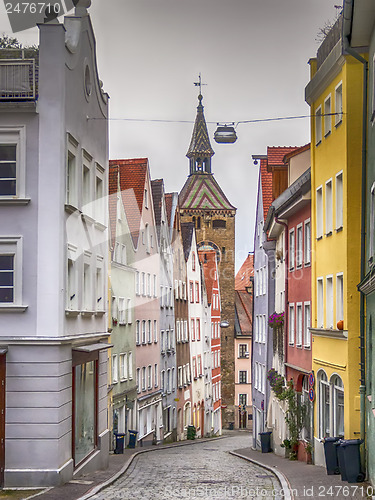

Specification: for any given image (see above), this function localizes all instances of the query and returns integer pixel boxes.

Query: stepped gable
[235,253,254,291]
[109,158,148,248]
[179,173,236,212]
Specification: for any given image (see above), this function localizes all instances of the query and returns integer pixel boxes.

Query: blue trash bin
[114,432,125,454]
[323,437,341,475]
[128,429,138,449]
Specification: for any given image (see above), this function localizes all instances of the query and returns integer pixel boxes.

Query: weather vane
[194,73,207,95]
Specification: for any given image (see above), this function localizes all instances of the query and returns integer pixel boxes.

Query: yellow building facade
[305,25,365,466]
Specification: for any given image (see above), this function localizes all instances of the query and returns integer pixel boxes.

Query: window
[335,172,343,230]
[296,224,303,268]
[141,367,146,391]
[289,229,295,270]
[142,320,146,344]
[83,261,92,311]
[178,367,183,387]
[136,321,140,345]
[326,276,333,329]
[296,303,302,347]
[147,365,152,389]
[193,357,197,379]
[304,220,311,265]
[184,320,188,341]
[67,256,77,310]
[0,127,25,199]
[195,282,200,303]
[67,151,76,207]
[304,303,311,348]
[144,188,148,208]
[145,224,150,253]
[153,320,158,343]
[95,262,104,311]
[189,281,194,303]
[238,344,248,358]
[318,370,330,438]
[324,95,332,136]
[192,252,196,271]
[82,150,92,215]
[154,363,158,387]
[120,353,128,380]
[141,272,145,296]
[196,319,201,341]
[118,297,126,324]
[147,273,151,297]
[161,330,165,352]
[136,368,140,393]
[239,371,247,384]
[325,179,333,235]
[259,267,263,295]
[316,186,323,238]
[112,354,118,383]
[336,274,344,326]
[127,299,132,324]
[95,164,104,224]
[317,278,324,328]
[335,82,343,126]
[315,106,322,145]
[191,319,195,341]
[198,355,202,376]
[332,375,344,437]
[147,320,152,343]
[128,352,133,379]
[289,304,295,345]
[135,271,140,295]
[153,275,157,297]
[262,266,267,295]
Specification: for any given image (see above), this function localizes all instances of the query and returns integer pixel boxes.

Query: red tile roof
[267,146,299,166]
[283,143,310,163]
[235,290,253,335]
[109,158,148,248]
[235,253,254,291]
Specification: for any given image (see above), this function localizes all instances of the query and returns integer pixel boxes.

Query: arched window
[331,374,344,437]
[318,370,330,438]
[192,252,196,271]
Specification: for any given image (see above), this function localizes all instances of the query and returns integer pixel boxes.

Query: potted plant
[305,442,313,464]
[281,439,291,458]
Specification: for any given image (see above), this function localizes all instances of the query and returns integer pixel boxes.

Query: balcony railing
[0,59,36,100]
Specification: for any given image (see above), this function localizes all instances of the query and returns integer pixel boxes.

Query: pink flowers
[268,311,284,328]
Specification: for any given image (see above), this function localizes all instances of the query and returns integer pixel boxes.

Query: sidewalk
[232,446,371,500]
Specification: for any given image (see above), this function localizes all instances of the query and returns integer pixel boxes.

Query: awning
[73,343,113,353]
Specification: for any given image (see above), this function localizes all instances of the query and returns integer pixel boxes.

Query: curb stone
[229,451,293,500]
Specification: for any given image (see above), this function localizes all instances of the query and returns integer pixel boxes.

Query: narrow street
[88,433,282,500]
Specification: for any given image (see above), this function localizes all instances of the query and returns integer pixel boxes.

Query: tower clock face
[197,241,221,262]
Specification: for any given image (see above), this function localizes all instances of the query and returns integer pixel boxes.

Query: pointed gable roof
[198,249,218,305]
[179,173,236,212]
[235,290,253,335]
[181,222,195,262]
[109,158,148,248]
[235,253,254,291]
[186,94,215,159]
[267,146,299,168]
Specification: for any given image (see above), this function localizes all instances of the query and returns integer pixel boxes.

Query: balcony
[0,59,37,100]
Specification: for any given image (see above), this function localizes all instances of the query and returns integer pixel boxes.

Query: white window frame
[0,236,24,308]
[66,133,78,207]
[317,277,324,329]
[316,186,323,239]
[289,228,295,270]
[0,127,26,201]
[82,149,93,216]
[325,179,333,235]
[94,163,105,225]
[128,352,133,379]
[336,273,344,326]
[303,302,311,348]
[335,171,343,231]
[335,82,343,126]
[304,219,311,265]
[324,94,332,136]
[296,224,303,268]
[315,105,322,145]
[289,304,295,345]
[326,275,333,329]
[112,354,118,384]
[296,303,303,347]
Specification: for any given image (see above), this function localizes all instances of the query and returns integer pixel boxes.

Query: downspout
[275,217,289,372]
[342,22,367,469]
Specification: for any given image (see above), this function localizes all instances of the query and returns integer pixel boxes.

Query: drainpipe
[275,217,289,372]
[342,19,367,469]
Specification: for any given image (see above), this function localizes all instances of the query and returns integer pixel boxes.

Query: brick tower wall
[180,210,236,428]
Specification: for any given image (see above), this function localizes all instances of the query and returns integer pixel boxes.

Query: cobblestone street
[88,434,282,500]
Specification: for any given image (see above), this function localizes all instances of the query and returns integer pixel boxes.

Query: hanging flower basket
[268,312,284,329]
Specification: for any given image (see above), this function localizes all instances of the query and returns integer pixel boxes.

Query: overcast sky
[1,0,340,271]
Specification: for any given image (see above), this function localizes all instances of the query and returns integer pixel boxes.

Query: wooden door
[0,354,6,487]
